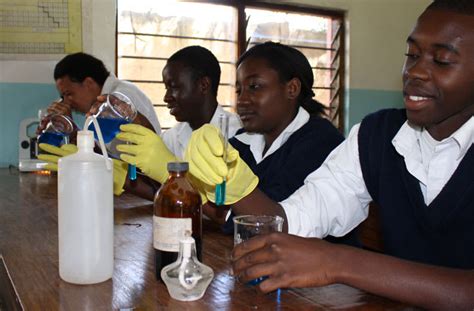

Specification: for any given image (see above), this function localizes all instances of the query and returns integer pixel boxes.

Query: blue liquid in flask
[88,117,128,144]
[38,131,65,147]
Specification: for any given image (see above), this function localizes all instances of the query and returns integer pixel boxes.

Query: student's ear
[287,77,301,100]
[198,76,212,95]
[83,77,100,92]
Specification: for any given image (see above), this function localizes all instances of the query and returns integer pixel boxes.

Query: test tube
[215,113,229,206]
[129,164,137,180]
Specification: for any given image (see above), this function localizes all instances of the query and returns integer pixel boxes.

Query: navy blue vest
[232,116,344,202]
[358,109,474,269]
[225,117,360,246]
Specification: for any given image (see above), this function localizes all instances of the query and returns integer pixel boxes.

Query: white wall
[0,0,117,84]
[280,0,431,91]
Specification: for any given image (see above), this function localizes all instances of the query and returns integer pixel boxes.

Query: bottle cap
[77,130,95,150]
[167,162,189,172]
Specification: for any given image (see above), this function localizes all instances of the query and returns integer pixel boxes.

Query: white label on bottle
[153,216,192,252]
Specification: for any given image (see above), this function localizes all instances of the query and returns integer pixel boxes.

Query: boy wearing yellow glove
[116,124,178,184]
[112,46,241,205]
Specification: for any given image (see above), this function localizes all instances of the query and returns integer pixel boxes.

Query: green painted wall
[0,83,57,167]
[0,83,85,167]
[346,89,404,132]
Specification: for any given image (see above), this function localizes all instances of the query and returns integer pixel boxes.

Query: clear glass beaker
[88,91,138,180]
[88,92,137,144]
[233,215,284,285]
[37,114,75,147]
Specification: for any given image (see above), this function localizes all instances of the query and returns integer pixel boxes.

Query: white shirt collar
[450,116,474,160]
[392,121,421,157]
[393,116,474,161]
[234,107,310,163]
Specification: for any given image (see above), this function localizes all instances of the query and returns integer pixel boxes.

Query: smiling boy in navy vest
[184,0,474,309]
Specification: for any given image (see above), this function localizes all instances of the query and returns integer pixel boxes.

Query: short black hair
[54,52,110,86]
[167,46,221,96]
[427,0,474,15]
[237,41,325,116]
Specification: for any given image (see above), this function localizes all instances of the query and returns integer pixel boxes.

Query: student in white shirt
[38,52,161,135]
[184,1,474,309]
[219,42,357,246]
[37,52,161,196]
[116,46,240,200]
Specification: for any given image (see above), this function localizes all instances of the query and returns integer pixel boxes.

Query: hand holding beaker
[87,91,138,180]
[37,114,76,147]
[88,92,137,144]
[36,98,72,135]
[233,215,284,285]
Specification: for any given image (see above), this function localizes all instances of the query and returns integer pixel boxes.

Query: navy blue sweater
[358,109,474,269]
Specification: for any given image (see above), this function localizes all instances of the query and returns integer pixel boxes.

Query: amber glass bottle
[153,162,202,281]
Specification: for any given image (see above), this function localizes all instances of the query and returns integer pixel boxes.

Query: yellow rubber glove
[112,158,128,196]
[115,124,178,184]
[38,143,78,171]
[184,124,259,205]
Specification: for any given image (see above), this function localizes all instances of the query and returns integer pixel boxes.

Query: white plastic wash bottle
[57,117,113,284]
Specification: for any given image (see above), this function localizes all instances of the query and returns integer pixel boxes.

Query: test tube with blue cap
[215,113,229,206]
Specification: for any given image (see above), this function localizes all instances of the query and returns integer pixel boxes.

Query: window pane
[154,106,176,129]
[217,85,236,109]
[134,82,165,105]
[118,53,236,84]
[246,8,333,49]
[298,47,334,69]
[328,93,341,127]
[315,88,331,107]
[245,7,343,129]
[220,63,236,86]
[118,35,237,63]
[118,1,237,41]
[118,58,166,81]
[314,68,334,88]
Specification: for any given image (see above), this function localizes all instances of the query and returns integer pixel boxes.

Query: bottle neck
[77,130,94,153]
[169,170,187,178]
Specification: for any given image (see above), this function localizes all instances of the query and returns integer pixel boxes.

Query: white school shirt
[280,116,474,238]
[161,105,242,159]
[102,74,161,134]
[233,107,310,163]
